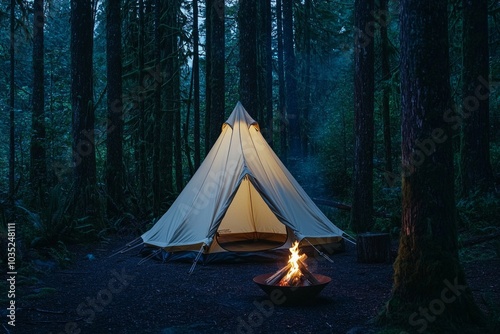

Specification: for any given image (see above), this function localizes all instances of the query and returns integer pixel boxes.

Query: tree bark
[172,4,183,192]
[162,0,176,200]
[204,0,212,156]
[238,0,258,116]
[257,0,267,126]
[283,0,300,162]
[206,0,225,148]
[138,0,147,203]
[71,0,97,217]
[302,0,312,156]
[380,0,392,174]
[106,0,124,216]
[381,1,483,330]
[193,0,201,169]
[459,0,494,196]
[30,0,47,206]
[9,0,15,202]
[209,0,225,146]
[276,0,287,159]
[152,0,162,216]
[264,0,273,145]
[350,0,374,233]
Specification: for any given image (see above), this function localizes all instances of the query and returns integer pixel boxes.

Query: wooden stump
[356,232,391,263]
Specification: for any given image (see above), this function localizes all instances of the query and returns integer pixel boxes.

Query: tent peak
[224,102,259,130]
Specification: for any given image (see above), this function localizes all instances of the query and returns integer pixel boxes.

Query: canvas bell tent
[122,102,351,266]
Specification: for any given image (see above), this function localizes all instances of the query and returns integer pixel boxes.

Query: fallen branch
[28,317,83,324]
[2,323,11,334]
[33,308,65,314]
[313,198,351,211]
[313,198,392,219]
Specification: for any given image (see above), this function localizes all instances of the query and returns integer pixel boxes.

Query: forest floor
[11,237,500,334]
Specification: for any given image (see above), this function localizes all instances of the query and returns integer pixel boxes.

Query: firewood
[298,259,320,285]
[265,263,292,285]
[301,277,311,286]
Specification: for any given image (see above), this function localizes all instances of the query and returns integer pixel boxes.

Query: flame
[279,241,306,286]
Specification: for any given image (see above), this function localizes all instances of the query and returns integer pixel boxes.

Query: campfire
[266,241,319,287]
[253,241,331,303]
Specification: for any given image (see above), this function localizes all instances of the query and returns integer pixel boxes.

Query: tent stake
[188,244,205,275]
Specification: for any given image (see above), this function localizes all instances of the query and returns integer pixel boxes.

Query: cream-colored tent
[138,102,349,265]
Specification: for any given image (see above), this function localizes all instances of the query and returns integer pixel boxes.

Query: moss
[378,234,485,333]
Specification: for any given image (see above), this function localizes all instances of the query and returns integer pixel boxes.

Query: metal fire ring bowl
[253,273,331,304]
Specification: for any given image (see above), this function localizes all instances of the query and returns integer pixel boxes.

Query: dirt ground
[13,237,500,334]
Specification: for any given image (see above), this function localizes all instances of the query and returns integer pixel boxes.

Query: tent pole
[304,239,334,263]
[188,244,205,275]
[343,233,357,245]
[109,239,143,258]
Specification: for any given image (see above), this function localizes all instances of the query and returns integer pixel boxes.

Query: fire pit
[253,242,331,304]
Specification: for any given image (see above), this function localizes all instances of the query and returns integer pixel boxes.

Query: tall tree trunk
[30,0,47,206]
[138,0,147,203]
[144,0,155,207]
[106,0,124,216]
[205,0,212,155]
[283,0,299,163]
[174,88,183,192]
[381,0,483,331]
[162,0,177,197]
[184,71,195,176]
[380,0,392,174]
[193,0,201,168]
[264,0,273,145]
[459,0,493,196]
[276,0,287,159]
[350,0,374,233]
[172,3,183,192]
[208,0,225,146]
[256,0,267,125]
[302,0,311,156]
[238,0,257,116]
[152,0,162,216]
[9,0,15,202]
[71,0,97,217]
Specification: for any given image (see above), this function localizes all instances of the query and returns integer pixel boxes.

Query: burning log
[266,242,322,287]
[265,254,307,285]
[297,259,319,285]
[265,262,292,285]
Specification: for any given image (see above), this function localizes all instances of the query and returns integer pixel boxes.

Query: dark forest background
[1,0,500,331]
